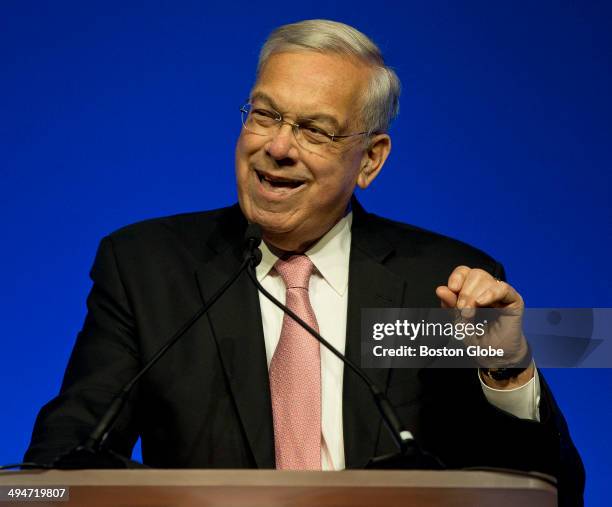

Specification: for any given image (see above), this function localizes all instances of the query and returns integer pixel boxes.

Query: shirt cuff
[478,365,541,421]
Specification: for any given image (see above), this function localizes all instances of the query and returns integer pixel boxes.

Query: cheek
[235,135,253,177]
[320,155,362,194]
[235,132,248,161]
[308,166,358,213]
[339,150,365,186]
[238,128,266,151]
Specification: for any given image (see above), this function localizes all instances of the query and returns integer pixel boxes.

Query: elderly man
[25,19,584,505]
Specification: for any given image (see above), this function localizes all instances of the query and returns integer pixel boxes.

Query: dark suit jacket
[25,200,584,505]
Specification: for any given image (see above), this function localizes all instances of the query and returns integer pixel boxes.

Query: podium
[0,469,556,506]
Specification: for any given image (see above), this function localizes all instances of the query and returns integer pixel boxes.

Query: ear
[357,133,391,189]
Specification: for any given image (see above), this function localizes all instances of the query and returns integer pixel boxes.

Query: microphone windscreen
[244,223,262,247]
[251,247,263,267]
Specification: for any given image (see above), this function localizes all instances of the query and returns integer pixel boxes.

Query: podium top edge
[0,469,556,492]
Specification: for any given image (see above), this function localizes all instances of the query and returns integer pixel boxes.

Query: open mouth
[255,169,306,191]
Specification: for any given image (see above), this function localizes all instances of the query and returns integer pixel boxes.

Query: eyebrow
[249,91,342,131]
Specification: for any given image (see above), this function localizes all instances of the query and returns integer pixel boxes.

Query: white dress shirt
[255,212,540,470]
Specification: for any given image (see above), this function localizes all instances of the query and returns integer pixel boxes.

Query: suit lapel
[194,207,275,468]
[191,202,407,470]
[343,201,406,468]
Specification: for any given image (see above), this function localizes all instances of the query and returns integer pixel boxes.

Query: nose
[265,123,298,162]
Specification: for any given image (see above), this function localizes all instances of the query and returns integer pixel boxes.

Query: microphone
[244,223,263,266]
[245,247,444,470]
[51,226,263,469]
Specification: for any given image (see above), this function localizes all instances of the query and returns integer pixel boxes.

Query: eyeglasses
[239,103,370,153]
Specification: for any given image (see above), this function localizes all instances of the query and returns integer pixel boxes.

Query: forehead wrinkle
[252,51,371,131]
[249,90,344,131]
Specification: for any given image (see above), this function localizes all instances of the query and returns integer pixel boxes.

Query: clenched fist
[436,266,534,388]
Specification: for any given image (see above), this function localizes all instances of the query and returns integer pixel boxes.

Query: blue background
[1,1,610,504]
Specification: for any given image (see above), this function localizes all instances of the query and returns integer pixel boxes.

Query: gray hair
[257,19,401,134]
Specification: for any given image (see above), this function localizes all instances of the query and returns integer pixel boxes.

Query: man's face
[235,51,377,252]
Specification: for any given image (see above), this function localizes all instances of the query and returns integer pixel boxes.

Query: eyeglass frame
[239,102,374,146]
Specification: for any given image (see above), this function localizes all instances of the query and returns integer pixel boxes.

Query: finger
[475,280,523,307]
[436,286,458,308]
[447,265,471,293]
[456,268,492,309]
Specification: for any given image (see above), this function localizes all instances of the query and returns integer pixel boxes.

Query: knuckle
[449,266,470,285]
[497,280,510,292]
[471,268,492,281]
[493,282,509,299]
[455,265,471,275]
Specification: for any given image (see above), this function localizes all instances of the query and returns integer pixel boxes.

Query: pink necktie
[269,255,322,470]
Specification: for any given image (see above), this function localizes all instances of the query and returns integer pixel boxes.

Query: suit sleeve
[416,260,584,507]
[491,261,585,506]
[24,236,142,466]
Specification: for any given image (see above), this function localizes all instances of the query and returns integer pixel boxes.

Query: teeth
[265,175,294,184]
[257,171,303,188]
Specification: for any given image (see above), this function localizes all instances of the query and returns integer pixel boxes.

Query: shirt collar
[256,213,352,296]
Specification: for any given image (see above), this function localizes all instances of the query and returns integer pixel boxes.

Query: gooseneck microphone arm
[243,228,443,468]
[244,265,414,454]
[51,224,264,469]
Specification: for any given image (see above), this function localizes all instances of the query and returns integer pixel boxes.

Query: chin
[257,217,300,243]
[242,201,294,230]
[244,209,302,249]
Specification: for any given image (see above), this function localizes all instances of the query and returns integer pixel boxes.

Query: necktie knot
[274,255,315,289]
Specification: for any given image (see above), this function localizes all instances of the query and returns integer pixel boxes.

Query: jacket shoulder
[360,211,503,277]
[100,205,243,259]
[108,206,231,241]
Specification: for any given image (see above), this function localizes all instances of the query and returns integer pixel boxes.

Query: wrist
[505,336,530,365]
[480,361,535,389]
